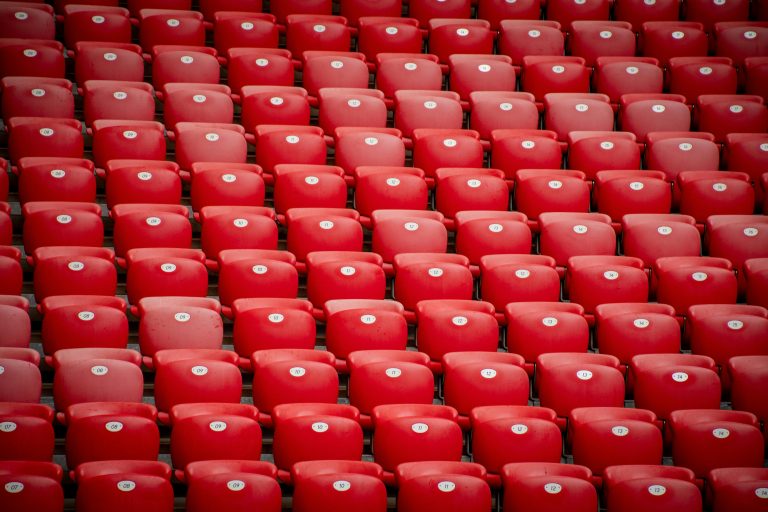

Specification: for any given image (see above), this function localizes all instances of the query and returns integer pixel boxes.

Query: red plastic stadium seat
[395,461,492,512]
[729,355,768,435]
[569,21,636,67]
[150,46,219,90]
[724,133,768,205]
[505,302,589,374]
[291,460,386,512]
[653,256,738,314]
[284,209,364,265]
[469,406,562,485]
[160,83,233,129]
[138,10,205,53]
[543,93,615,142]
[72,42,145,84]
[696,94,768,144]
[240,85,309,134]
[352,166,427,224]
[39,296,128,365]
[468,92,539,145]
[641,21,708,67]
[0,356,41,403]
[715,24,768,68]
[370,210,448,266]
[415,300,500,370]
[253,125,326,175]
[15,157,95,205]
[272,165,346,216]
[111,204,190,259]
[669,409,764,478]
[565,256,649,317]
[187,162,264,213]
[434,168,510,224]
[168,403,261,480]
[303,54,370,101]
[317,88,386,135]
[409,0,471,27]
[0,460,63,512]
[521,56,590,104]
[618,94,692,142]
[392,254,473,314]
[324,301,408,365]
[304,250,385,308]
[62,5,131,48]
[442,352,528,426]
[346,350,434,425]
[63,402,159,471]
[251,349,338,425]
[489,129,563,181]
[547,0,610,32]
[229,298,314,367]
[536,353,625,427]
[73,461,173,512]
[514,170,590,227]
[594,303,680,370]
[0,77,74,123]
[356,17,422,64]
[124,248,208,304]
[82,81,155,126]
[477,0,541,30]
[621,214,701,269]
[135,297,223,367]
[567,131,642,181]
[744,258,768,309]
[0,3,55,40]
[271,403,362,481]
[593,57,664,107]
[569,407,663,479]
[22,202,103,255]
[375,54,443,103]
[538,212,616,271]
[479,255,560,313]
[30,247,117,302]
[0,250,22,296]
[501,462,598,512]
[686,304,768,378]
[89,120,166,170]
[226,48,295,94]
[411,129,484,182]
[707,467,768,512]
[371,404,463,480]
[0,39,65,79]
[602,465,702,512]
[212,11,277,56]
[100,160,180,210]
[51,348,143,415]
[614,0,679,31]
[217,252,299,311]
[0,295,30,348]
[151,349,241,424]
[668,57,737,105]
[645,132,720,182]
[629,354,720,420]
[0,403,54,461]
[453,211,531,266]
[7,117,83,163]
[498,21,564,70]
[706,215,768,293]
[593,170,672,224]
[185,460,280,512]
[340,0,401,26]
[687,0,749,33]
[394,92,465,142]
[172,122,249,172]
[198,206,277,264]
[428,19,494,66]
[285,15,351,62]
[335,128,407,178]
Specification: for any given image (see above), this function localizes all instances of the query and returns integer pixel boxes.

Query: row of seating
[2,347,766,473]
[4,292,767,372]
[3,1,766,58]
[4,458,765,512]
